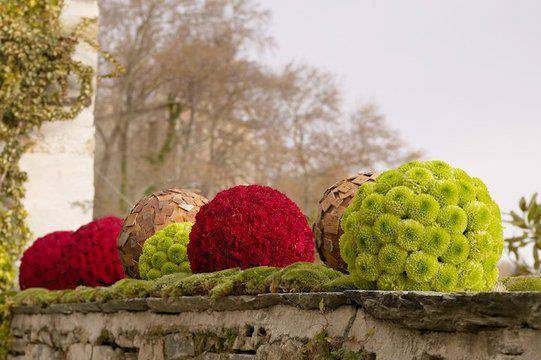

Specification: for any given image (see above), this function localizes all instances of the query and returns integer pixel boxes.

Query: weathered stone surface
[163,333,195,359]
[345,290,541,331]
[8,291,541,360]
[146,292,349,314]
[66,344,92,360]
[98,299,149,313]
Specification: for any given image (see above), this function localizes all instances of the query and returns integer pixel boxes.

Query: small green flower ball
[404,167,433,192]
[425,160,453,179]
[405,251,439,283]
[146,269,161,280]
[353,225,380,255]
[437,206,468,234]
[465,201,491,232]
[138,222,193,280]
[377,273,407,291]
[441,234,470,265]
[161,262,178,275]
[456,180,476,205]
[339,233,357,268]
[384,186,414,217]
[354,253,381,281]
[378,244,408,274]
[397,219,424,251]
[359,193,385,225]
[340,160,503,292]
[431,263,459,292]
[430,180,459,207]
[167,243,187,263]
[458,260,484,289]
[467,231,493,260]
[409,194,440,225]
[422,226,450,257]
[374,170,404,194]
[373,214,400,243]
[151,251,167,269]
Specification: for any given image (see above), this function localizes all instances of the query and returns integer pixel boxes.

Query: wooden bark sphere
[117,188,208,278]
[313,171,379,272]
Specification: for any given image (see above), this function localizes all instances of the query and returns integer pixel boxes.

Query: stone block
[163,333,195,359]
[67,344,93,360]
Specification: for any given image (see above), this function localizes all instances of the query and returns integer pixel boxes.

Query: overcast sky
[262,0,540,219]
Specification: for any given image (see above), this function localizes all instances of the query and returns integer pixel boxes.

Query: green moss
[12,288,64,307]
[301,330,369,360]
[161,268,242,298]
[268,263,343,293]
[322,275,359,292]
[194,329,238,355]
[503,276,541,291]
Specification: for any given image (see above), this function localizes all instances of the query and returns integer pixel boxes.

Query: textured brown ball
[117,189,208,278]
[313,171,379,272]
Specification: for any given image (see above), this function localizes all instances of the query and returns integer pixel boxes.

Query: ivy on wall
[0,0,111,292]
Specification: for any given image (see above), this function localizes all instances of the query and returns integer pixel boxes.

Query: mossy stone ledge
[6,290,541,360]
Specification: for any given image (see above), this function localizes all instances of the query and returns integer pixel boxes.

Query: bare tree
[94,0,420,218]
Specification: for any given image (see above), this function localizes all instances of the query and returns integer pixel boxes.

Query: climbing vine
[0,0,121,292]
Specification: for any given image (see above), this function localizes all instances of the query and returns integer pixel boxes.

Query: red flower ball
[19,231,76,290]
[66,216,125,287]
[19,217,125,290]
[188,185,314,273]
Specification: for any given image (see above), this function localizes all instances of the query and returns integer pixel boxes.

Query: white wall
[20,0,98,237]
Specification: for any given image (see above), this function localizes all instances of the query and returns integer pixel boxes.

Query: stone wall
[7,291,541,360]
[20,0,97,238]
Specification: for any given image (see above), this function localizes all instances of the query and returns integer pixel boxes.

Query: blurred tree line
[94,0,420,218]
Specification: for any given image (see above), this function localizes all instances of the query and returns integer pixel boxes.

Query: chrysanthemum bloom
[139,222,192,280]
[188,185,314,273]
[67,216,125,287]
[340,160,503,292]
[19,231,76,290]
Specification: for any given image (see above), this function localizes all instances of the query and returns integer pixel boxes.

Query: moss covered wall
[6,291,541,360]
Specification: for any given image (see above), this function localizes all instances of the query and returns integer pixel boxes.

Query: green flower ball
[138,222,193,280]
[340,160,503,292]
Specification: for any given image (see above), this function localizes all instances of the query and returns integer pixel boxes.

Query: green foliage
[0,0,93,292]
[341,160,503,291]
[0,0,123,293]
[139,222,193,280]
[505,193,541,274]
[0,291,14,360]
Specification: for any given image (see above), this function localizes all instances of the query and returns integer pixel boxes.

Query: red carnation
[19,231,76,290]
[66,216,125,287]
[188,185,314,273]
